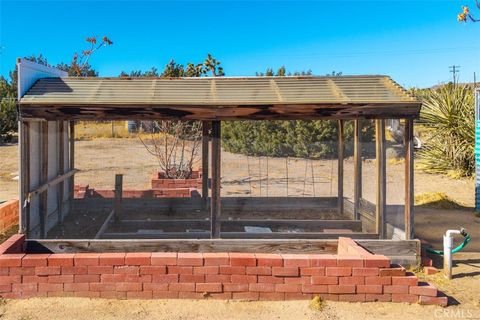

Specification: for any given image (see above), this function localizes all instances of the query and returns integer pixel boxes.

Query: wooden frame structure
[16,59,421,246]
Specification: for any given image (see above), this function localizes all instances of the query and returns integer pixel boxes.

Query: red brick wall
[74,186,200,199]
[0,235,446,305]
[0,200,19,234]
[151,171,202,190]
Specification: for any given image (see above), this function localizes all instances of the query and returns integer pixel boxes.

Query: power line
[449,65,460,85]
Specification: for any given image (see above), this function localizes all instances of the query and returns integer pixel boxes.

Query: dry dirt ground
[0,253,479,320]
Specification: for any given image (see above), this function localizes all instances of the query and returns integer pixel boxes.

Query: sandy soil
[1,251,479,320]
[415,208,480,252]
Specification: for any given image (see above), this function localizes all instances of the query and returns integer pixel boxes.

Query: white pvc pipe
[443,229,462,279]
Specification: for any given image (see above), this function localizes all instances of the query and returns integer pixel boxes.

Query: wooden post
[211,121,221,238]
[375,119,386,239]
[202,121,210,209]
[69,121,75,205]
[337,120,344,215]
[353,119,362,220]
[57,121,65,223]
[114,174,123,221]
[404,118,414,240]
[19,121,30,235]
[40,121,49,238]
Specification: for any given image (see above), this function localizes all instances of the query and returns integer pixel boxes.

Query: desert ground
[0,136,479,319]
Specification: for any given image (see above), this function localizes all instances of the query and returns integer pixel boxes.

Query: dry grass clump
[414,192,465,209]
[75,121,131,140]
[309,296,326,311]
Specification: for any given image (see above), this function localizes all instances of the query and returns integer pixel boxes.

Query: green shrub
[417,84,474,178]
[0,98,17,142]
[222,120,374,159]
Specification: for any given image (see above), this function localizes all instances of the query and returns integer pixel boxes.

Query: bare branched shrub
[139,121,202,179]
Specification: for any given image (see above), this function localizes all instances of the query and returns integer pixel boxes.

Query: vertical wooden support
[211,121,221,238]
[375,119,386,239]
[57,121,65,223]
[40,121,49,238]
[337,120,344,215]
[69,121,75,204]
[404,118,414,240]
[202,121,210,209]
[19,121,30,235]
[114,174,123,221]
[353,119,362,220]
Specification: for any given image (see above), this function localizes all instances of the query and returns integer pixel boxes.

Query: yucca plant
[417,84,475,178]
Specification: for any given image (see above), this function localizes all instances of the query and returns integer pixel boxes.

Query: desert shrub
[0,98,17,142]
[417,84,474,178]
[138,121,202,179]
[222,120,374,159]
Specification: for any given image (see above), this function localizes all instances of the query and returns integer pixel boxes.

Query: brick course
[0,200,18,234]
[0,235,446,306]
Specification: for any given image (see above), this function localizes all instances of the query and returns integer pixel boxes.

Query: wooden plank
[210,121,221,238]
[99,232,378,240]
[39,121,48,238]
[26,238,419,266]
[375,119,386,238]
[94,209,115,239]
[404,118,414,240]
[220,232,378,240]
[69,121,75,204]
[201,121,210,209]
[19,103,421,121]
[19,121,30,235]
[357,239,420,257]
[71,197,338,213]
[353,119,362,220]
[26,239,340,254]
[337,120,344,214]
[116,219,363,231]
[57,121,65,223]
[343,198,354,219]
[27,169,79,198]
[359,198,376,217]
[114,174,123,221]
[101,232,210,239]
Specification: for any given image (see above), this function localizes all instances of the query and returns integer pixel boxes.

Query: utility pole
[449,65,460,85]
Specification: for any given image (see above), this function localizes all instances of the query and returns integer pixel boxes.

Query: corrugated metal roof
[19,76,418,106]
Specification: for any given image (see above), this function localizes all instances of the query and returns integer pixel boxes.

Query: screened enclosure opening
[385,119,407,239]
[21,118,413,240]
[218,120,345,237]
[46,120,210,239]
[17,119,406,240]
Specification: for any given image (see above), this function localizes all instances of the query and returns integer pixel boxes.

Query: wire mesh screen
[221,120,339,198]
[26,119,408,240]
[385,119,406,239]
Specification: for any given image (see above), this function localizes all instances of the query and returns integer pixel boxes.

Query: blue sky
[0,0,479,88]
